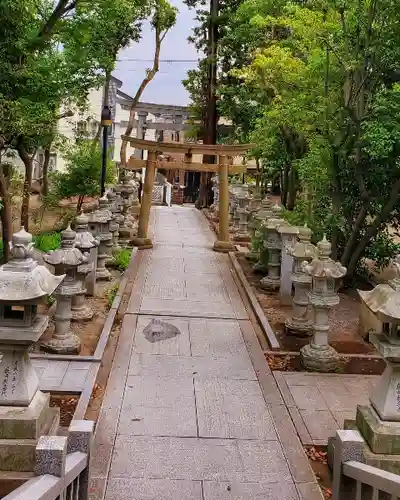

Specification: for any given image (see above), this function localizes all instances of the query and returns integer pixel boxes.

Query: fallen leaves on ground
[265,353,294,371]
[305,446,328,465]
[50,395,78,427]
[321,486,332,499]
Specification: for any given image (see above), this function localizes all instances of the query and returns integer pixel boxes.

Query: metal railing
[332,429,400,500]
[4,420,94,500]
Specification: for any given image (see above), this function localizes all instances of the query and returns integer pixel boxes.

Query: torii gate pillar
[213,155,235,253]
[131,151,157,249]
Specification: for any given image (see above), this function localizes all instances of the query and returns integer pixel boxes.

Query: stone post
[132,150,157,249]
[72,212,99,321]
[285,224,317,335]
[213,155,235,253]
[260,204,284,290]
[43,225,87,354]
[118,173,135,243]
[89,198,113,281]
[278,224,299,305]
[300,235,346,372]
[128,173,141,215]
[252,196,273,272]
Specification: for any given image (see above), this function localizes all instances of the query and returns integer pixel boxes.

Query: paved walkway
[275,372,378,446]
[90,206,323,500]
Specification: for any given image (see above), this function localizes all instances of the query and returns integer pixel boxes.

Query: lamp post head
[101,105,112,126]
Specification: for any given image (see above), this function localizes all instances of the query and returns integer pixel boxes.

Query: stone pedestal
[260,204,284,291]
[300,235,346,372]
[71,212,98,321]
[213,156,235,253]
[278,224,299,305]
[107,190,121,250]
[285,225,317,335]
[43,226,87,354]
[0,228,63,472]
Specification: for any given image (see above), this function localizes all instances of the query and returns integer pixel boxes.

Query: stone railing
[332,429,400,500]
[4,420,94,500]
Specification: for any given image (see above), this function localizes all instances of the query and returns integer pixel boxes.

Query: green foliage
[51,141,116,201]
[110,248,132,271]
[106,283,119,308]
[33,232,61,253]
[185,0,400,276]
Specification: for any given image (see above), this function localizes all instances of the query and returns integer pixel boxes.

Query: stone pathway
[90,207,323,500]
[275,372,379,446]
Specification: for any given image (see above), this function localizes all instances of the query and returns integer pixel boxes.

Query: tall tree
[120,0,177,167]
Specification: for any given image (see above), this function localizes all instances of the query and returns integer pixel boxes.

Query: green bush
[110,248,132,271]
[33,232,61,253]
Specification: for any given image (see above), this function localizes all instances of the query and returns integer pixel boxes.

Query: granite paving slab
[275,371,380,445]
[32,359,94,392]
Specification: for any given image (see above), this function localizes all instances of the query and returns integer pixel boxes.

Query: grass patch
[110,248,132,271]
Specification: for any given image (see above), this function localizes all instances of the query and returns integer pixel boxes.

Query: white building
[28,76,191,179]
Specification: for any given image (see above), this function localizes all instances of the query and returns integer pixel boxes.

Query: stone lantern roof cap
[358,255,400,323]
[75,213,98,249]
[89,197,112,223]
[44,225,87,267]
[302,235,347,279]
[0,227,65,301]
[289,225,317,259]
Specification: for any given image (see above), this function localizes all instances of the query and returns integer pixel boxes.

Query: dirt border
[73,248,142,420]
[229,251,280,349]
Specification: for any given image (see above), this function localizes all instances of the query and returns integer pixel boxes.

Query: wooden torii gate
[121,136,255,251]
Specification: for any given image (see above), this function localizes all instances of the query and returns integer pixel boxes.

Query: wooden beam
[121,136,255,156]
[126,158,246,174]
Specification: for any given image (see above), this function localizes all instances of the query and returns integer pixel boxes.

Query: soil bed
[32,269,122,356]
[237,254,374,352]
[50,394,79,427]
[304,446,332,500]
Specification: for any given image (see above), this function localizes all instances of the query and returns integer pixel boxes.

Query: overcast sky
[113,0,199,106]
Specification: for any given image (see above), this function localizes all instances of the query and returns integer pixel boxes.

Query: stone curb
[73,248,141,420]
[229,251,280,349]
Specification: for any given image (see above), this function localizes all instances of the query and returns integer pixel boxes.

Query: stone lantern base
[285,316,313,337]
[0,391,59,472]
[300,342,340,372]
[131,236,153,249]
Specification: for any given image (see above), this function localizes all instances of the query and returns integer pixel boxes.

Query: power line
[117,58,198,63]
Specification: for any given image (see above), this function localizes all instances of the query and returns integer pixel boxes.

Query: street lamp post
[100,105,112,197]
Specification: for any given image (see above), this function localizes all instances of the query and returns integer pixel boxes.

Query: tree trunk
[346,179,400,276]
[0,168,12,263]
[281,163,289,207]
[17,143,33,231]
[287,166,297,210]
[42,148,51,197]
[77,195,85,213]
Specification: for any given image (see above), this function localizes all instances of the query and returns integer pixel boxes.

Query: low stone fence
[3,420,94,500]
[332,429,400,500]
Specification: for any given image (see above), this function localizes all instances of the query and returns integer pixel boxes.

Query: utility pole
[196,0,218,209]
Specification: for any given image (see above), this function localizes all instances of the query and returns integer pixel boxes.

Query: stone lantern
[260,204,284,290]
[300,235,346,372]
[107,189,122,249]
[0,228,63,474]
[43,225,87,353]
[89,196,113,281]
[0,227,64,404]
[358,256,400,425]
[235,193,251,242]
[128,173,141,215]
[118,174,135,241]
[253,195,273,273]
[285,224,317,335]
[71,212,99,321]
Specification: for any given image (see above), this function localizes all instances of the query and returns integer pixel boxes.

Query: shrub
[106,283,119,308]
[33,232,61,253]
